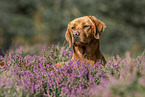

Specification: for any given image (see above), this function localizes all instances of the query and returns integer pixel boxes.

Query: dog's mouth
[72,36,89,47]
[73,41,88,47]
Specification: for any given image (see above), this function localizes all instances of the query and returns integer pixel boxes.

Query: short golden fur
[59,16,106,66]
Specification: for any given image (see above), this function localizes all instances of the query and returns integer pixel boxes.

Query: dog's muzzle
[73,31,80,42]
[73,31,80,38]
[72,31,89,46]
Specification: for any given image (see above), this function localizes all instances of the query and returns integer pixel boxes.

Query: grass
[0,44,145,97]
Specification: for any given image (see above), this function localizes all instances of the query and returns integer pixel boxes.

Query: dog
[57,16,106,67]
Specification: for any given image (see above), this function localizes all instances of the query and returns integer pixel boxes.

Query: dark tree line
[0,0,145,56]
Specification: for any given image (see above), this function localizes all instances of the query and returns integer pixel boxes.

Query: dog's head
[65,16,106,47]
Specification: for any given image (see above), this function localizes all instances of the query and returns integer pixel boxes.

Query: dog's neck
[72,39,101,60]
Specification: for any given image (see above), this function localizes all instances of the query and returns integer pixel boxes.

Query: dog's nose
[73,32,80,37]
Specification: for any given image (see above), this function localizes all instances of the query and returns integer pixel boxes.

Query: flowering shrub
[0,45,145,97]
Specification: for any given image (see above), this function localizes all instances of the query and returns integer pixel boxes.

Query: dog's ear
[65,23,72,48]
[88,16,106,39]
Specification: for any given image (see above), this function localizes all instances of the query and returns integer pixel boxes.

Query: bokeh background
[0,0,145,57]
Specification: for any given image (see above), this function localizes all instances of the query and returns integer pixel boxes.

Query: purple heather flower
[63,50,67,56]
[0,55,3,60]
[61,47,65,51]
[18,47,22,54]
[51,45,54,48]
[1,44,145,96]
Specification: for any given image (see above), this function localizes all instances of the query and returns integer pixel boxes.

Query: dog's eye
[83,25,90,28]
[71,27,75,30]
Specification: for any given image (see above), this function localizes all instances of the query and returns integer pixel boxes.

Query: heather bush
[0,45,145,97]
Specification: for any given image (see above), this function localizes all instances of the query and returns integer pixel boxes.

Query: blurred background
[0,0,145,57]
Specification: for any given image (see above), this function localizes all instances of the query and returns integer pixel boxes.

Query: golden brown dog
[65,16,106,65]
[56,16,106,67]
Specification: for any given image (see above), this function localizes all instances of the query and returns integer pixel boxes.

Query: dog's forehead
[71,17,92,25]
